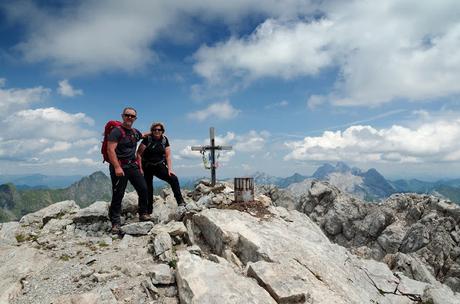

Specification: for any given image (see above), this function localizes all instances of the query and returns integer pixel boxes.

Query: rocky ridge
[0,180,458,303]
[269,180,460,293]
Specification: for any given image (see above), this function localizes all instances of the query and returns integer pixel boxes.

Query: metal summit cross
[191,127,232,186]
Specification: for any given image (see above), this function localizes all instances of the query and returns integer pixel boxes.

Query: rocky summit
[0,180,459,304]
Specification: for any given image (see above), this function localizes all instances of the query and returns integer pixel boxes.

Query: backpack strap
[116,126,141,143]
[145,135,167,150]
[162,136,168,149]
[114,125,126,141]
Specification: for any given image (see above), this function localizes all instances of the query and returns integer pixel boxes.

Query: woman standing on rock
[137,122,186,214]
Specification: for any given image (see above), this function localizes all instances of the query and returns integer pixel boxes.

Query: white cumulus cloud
[55,157,100,166]
[41,141,72,154]
[194,19,334,82]
[0,81,101,173]
[3,107,95,141]
[234,130,269,152]
[0,82,50,113]
[188,100,240,122]
[58,79,83,97]
[193,0,460,106]
[285,118,460,164]
[3,0,315,75]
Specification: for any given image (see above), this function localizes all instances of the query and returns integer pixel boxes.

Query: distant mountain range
[0,174,83,189]
[252,162,460,203]
[0,172,202,222]
[0,171,112,222]
[2,163,460,222]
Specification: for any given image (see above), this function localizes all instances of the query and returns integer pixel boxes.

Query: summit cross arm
[191,127,232,186]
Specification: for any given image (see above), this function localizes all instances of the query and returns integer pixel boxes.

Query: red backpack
[101,120,126,163]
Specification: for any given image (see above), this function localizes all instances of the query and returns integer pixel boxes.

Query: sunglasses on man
[123,114,137,119]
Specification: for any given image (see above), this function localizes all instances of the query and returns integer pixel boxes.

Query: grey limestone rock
[192,208,438,303]
[121,191,139,215]
[377,223,406,254]
[150,221,188,238]
[295,180,460,291]
[152,231,173,262]
[121,221,154,235]
[73,201,109,223]
[0,222,19,245]
[149,263,175,284]
[176,250,277,304]
[20,200,79,227]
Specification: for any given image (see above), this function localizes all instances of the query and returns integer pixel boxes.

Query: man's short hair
[122,107,137,114]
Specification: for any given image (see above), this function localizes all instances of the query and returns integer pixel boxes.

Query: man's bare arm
[108,141,124,176]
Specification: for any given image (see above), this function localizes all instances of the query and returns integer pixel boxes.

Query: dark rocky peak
[312,163,336,179]
[335,161,351,172]
[351,166,362,175]
[312,162,353,180]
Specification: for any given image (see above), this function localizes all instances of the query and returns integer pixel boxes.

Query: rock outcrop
[299,180,460,292]
[0,180,458,303]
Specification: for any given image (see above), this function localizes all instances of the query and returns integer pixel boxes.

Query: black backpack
[145,135,167,151]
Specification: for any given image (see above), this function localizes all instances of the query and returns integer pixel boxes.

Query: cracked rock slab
[247,260,311,303]
[176,250,277,304]
[0,246,51,303]
[150,221,188,237]
[20,200,79,227]
[193,208,432,304]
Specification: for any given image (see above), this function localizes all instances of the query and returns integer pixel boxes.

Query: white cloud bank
[194,0,460,106]
[0,81,100,174]
[2,0,313,75]
[285,118,460,164]
[0,84,50,113]
[5,1,459,106]
[58,79,83,97]
[188,100,239,122]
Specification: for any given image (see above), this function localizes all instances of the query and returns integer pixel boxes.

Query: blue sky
[1,0,460,180]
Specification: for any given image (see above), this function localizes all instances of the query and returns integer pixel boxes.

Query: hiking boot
[139,214,152,222]
[177,199,186,207]
[111,224,121,235]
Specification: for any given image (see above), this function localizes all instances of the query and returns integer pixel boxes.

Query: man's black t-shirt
[141,135,170,164]
[107,126,142,163]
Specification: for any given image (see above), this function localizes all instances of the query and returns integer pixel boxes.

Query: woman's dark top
[141,135,170,164]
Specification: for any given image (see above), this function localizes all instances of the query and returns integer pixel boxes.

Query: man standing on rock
[107,107,150,234]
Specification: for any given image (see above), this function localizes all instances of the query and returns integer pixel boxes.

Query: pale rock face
[121,221,154,235]
[53,292,99,304]
[150,221,188,238]
[152,231,173,262]
[20,200,79,227]
[190,208,441,303]
[271,189,298,210]
[149,263,175,284]
[2,180,460,304]
[41,219,73,234]
[121,191,138,215]
[299,180,460,291]
[151,196,177,224]
[176,250,277,304]
[0,222,20,245]
[0,246,51,303]
[377,223,406,254]
[73,201,109,223]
